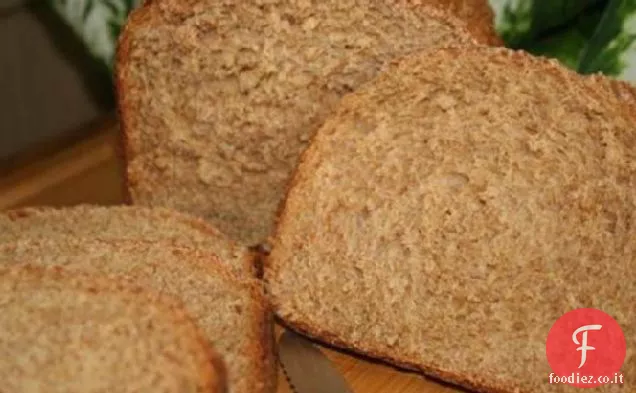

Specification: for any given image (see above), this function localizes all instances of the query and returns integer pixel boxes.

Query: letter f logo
[572,324,603,368]
[546,309,626,388]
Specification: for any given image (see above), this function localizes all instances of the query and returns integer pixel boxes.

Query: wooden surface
[0,119,463,393]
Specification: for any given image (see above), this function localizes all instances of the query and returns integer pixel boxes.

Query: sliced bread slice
[116,0,488,246]
[0,205,255,276]
[265,47,635,393]
[0,264,225,393]
[0,237,275,393]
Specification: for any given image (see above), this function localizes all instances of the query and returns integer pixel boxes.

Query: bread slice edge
[0,263,228,393]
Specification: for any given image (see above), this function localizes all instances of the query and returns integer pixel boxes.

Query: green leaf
[491,0,607,46]
[526,29,589,69]
[490,0,533,46]
[82,0,94,23]
[45,0,143,73]
[531,0,604,35]
[124,0,139,13]
[107,19,122,43]
[523,4,606,69]
[578,0,636,80]
[103,0,119,15]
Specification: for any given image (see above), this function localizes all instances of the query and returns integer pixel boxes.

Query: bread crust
[196,254,277,393]
[115,0,170,206]
[266,46,636,393]
[279,319,522,393]
[0,237,275,393]
[266,102,521,393]
[114,6,136,206]
[0,264,227,393]
[247,282,278,393]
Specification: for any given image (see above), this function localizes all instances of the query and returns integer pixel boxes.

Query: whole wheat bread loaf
[116,0,494,246]
[0,205,255,276]
[0,237,275,393]
[0,265,225,393]
[265,47,635,393]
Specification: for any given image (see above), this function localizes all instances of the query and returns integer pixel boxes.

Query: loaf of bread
[116,0,495,246]
[0,265,226,393]
[0,237,275,393]
[266,47,635,393]
[0,205,255,276]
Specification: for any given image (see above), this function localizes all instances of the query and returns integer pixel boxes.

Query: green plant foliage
[46,0,140,70]
[523,3,606,69]
[490,0,604,46]
[578,0,636,79]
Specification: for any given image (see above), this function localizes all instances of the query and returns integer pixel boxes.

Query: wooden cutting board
[0,119,464,393]
[274,326,464,393]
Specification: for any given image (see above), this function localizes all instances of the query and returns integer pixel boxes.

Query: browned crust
[107,111,130,205]
[173,245,278,393]
[453,0,502,46]
[279,317,526,393]
[156,208,258,276]
[114,0,159,208]
[243,249,262,278]
[0,264,226,393]
[115,0,209,213]
[209,353,229,393]
[113,4,136,206]
[182,249,277,393]
[249,283,279,393]
[2,205,257,277]
[266,46,636,393]
[467,0,502,46]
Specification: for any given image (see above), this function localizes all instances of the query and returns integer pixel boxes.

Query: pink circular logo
[546,308,626,388]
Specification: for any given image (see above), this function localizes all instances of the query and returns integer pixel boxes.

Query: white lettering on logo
[572,325,603,368]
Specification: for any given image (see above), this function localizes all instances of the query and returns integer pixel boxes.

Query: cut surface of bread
[266,47,635,393]
[0,265,225,393]
[0,205,254,276]
[117,0,486,246]
[391,0,501,45]
[0,237,275,393]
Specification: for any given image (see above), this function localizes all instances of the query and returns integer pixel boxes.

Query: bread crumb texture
[0,265,223,393]
[388,0,501,45]
[0,238,272,393]
[267,47,636,393]
[117,0,482,246]
[0,205,254,276]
